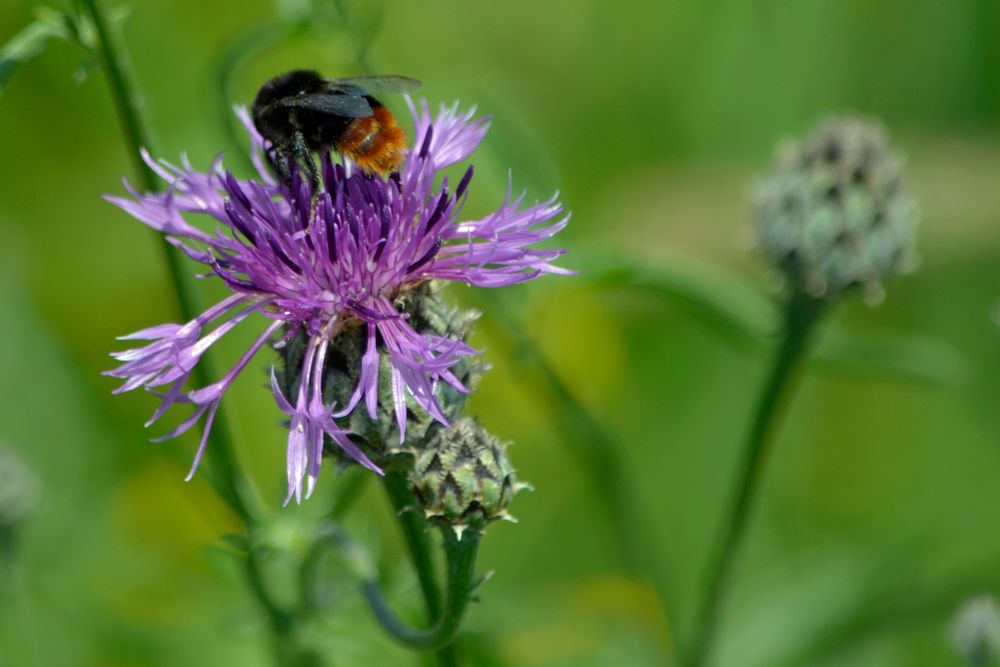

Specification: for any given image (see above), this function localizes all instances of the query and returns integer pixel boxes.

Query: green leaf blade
[0,17,68,97]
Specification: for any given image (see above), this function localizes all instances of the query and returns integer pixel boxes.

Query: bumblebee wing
[277,93,373,118]
[327,75,422,95]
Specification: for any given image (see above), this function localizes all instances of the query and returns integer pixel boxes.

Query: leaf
[0,3,133,97]
[64,2,130,51]
[812,329,967,386]
[0,11,70,97]
[471,288,683,634]
[582,259,777,351]
[216,532,250,554]
[772,566,1000,667]
[33,6,73,33]
[273,0,312,25]
[580,256,965,386]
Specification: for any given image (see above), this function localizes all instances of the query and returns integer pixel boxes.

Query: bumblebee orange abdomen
[334,105,407,176]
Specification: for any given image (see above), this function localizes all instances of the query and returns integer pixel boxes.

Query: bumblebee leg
[291,129,319,189]
[265,144,293,186]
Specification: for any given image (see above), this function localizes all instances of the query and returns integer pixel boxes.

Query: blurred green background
[1,1,999,665]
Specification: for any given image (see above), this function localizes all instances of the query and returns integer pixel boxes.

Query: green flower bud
[754,116,918,303]
[409,417,525,536]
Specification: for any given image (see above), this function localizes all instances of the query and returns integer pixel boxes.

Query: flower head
[754,115,918,303]
[106,100,570,503]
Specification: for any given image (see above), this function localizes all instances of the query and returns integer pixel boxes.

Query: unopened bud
[409,418,525,536]
[754,116,918,303]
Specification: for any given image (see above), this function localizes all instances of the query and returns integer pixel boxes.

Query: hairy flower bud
[754,116,918,303]
[408,417,525,535]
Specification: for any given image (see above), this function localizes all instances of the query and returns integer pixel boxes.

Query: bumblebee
[251,69,421,186]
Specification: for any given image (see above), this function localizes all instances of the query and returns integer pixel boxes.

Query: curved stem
[383,470,444,617]
[382,471,460,666]
[364,524,480,652]
[79,0,246,519]
[688,291,826,667]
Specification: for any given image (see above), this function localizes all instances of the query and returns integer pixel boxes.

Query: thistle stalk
[383,470,461,667]
[689,114,917,665]
[688,292,825,667]
[79,2,302,663]
[363,523,481,654]
[79,0,245,517]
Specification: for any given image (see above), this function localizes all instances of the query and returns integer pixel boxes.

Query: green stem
[364,524,480,653]
[78,0,156,193]
[688,291,826,667]
[80,0,247,518]
[382,471,461,666]
[79,2,305,664]
[383,471,443,617]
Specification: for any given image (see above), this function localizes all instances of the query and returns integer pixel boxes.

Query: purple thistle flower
[106,99,570,504]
